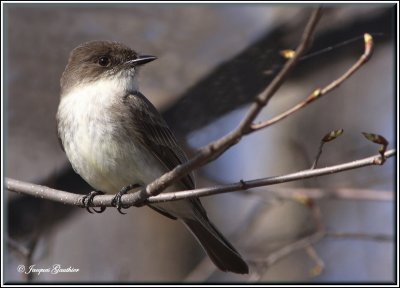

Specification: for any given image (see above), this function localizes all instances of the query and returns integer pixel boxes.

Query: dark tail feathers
[184,218,249,274]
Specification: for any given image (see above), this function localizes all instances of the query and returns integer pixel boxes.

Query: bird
[56,40,249,274]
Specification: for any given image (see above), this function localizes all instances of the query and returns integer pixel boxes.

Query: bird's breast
[57,80,158,193]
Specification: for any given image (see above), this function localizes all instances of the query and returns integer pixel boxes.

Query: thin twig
[305,246,325,277]
[247,187,393,201]
[248,232,325,273]
[5,149,395,208]
[326,231,393,242]
[311,141,325,170]
[264,187,394,201]
[311,129,344,169]
[251,33,374,131]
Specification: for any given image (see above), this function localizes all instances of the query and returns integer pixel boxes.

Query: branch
[6,9,388,211]
[126,8,323,204]
[163,9,393,136]
[251,33,374,131]
[8,236,39,282]
[260,232,324,267]
[248,228,393,281]
[8,237,30,258]
[305,245,325,277]
[248,231,325,281]
[6,149,395,208]
[144,149,395,203]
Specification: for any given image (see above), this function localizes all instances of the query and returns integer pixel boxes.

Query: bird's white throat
[61,74,138,108]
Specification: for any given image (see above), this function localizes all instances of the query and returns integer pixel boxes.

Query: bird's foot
[82,190,106,213]
[111,183,141,214]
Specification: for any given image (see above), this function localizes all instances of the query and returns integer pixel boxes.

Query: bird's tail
[183,217,249,274]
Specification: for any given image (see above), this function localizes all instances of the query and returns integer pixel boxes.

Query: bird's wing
[122,91,195,191]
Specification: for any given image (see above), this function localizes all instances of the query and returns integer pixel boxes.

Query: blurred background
[4,3,396,283]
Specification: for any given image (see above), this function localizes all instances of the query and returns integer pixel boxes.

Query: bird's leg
[81,190,106,214]
[111,183,141,214]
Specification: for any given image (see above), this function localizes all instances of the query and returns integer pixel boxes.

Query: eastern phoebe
[56,41,248,274]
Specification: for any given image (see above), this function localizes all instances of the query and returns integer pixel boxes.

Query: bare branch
[5,9,325,209]
[128,8,323,203]
[5,149,395,208]
[141,149,395,203]
[248,228,392,280]
[6,179,85,207]
[248,231,325,281]
[251,33,374,131]
[6,9,390,211]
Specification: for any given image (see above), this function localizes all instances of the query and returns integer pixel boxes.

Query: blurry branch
[305,246,325,277]
[248,228,393,281]
[8,237,30,259]
[8,236,39,282]
[249,199,322,280]
[5,149,396,207]
[248,231,325,281]
[262,187,393,201]
[247,189,393,281]
[187,188,393,281]
[326,231,393,241]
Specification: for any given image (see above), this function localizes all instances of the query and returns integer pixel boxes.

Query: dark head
[60,41,156,94]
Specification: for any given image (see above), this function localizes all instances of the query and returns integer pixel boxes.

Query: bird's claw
[82,190,106,213]
[111,194,128,215]
[111,183,141,214]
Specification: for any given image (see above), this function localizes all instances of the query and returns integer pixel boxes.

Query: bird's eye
[98,56,110,67]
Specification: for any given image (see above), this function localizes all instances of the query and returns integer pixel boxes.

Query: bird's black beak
[126,55,157,67]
